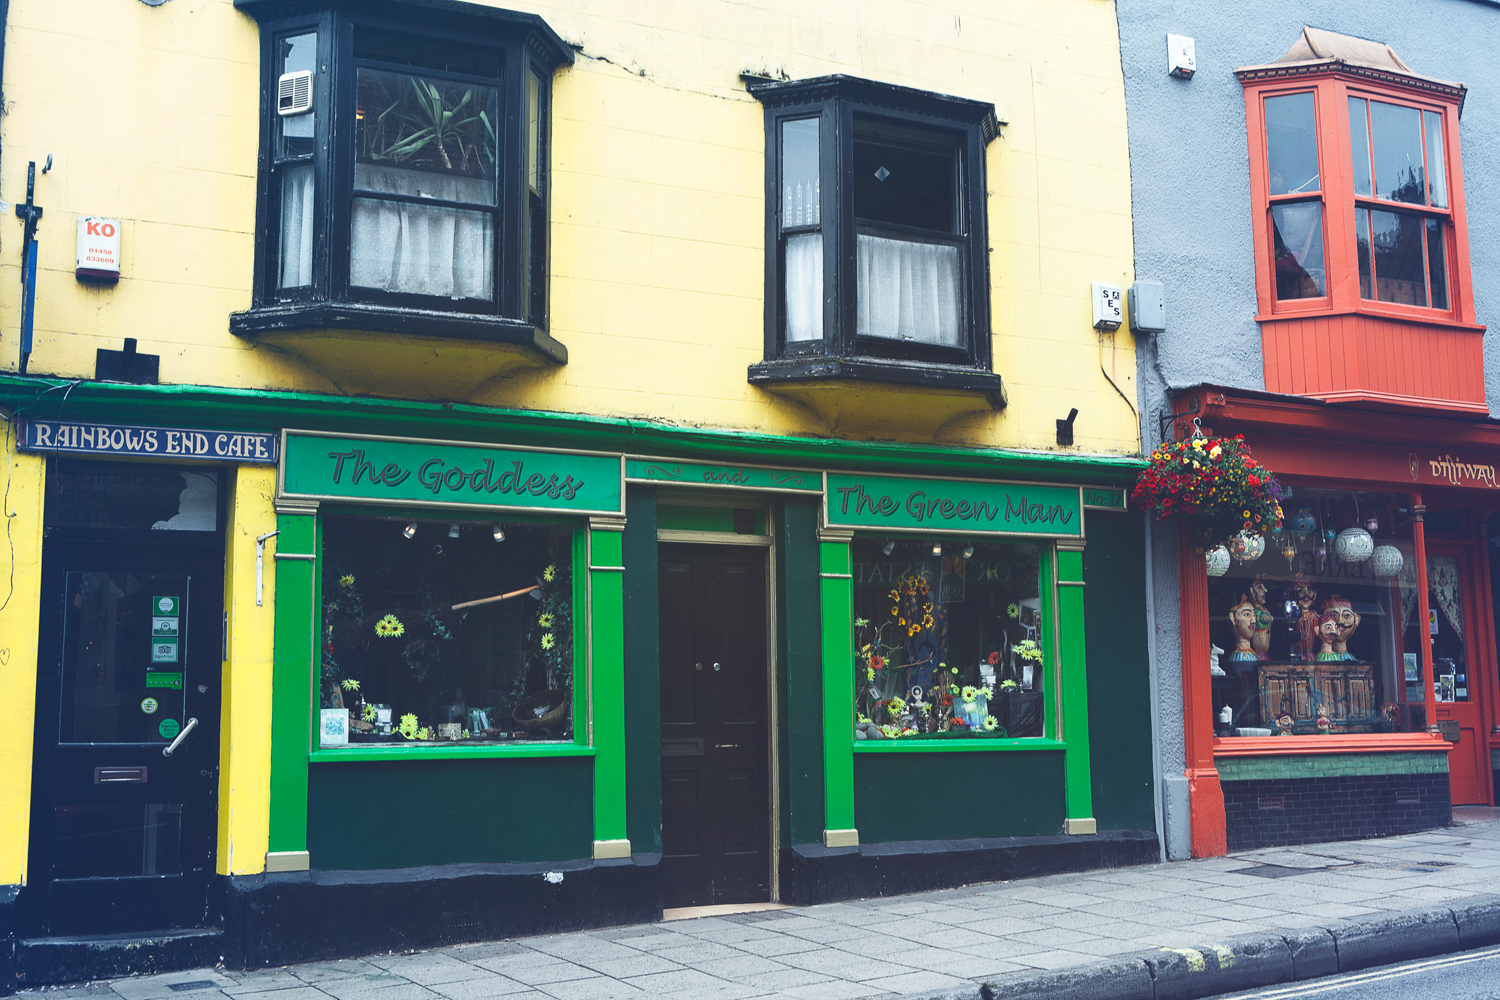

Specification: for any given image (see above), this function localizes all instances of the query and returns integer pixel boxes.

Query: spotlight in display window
[402,522,417,539]
[448,523,462,539]
[881,540,895,555]
[493,525,506,543]
[931,541,942,556]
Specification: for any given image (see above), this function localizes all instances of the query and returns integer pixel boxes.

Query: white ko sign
[77,215,121,280]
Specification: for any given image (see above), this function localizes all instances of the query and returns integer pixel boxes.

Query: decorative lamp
[1205,545,1231,577]
[1372,545,1404,578]
[1334,526,1375,563]
[1366,515,1380,532]
[1229,531,1265,564]
[1291,508,1316,535]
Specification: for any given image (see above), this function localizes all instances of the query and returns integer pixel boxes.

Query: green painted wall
[1218,751,1449,781]
[622,488,662,854]
[1082,512,1155,832]
[657,504,766,534]
[780,499,824,847]
[853,751,1065,841]
[307,757,592,869]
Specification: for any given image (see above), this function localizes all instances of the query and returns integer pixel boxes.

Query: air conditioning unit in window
[278,70,313,116]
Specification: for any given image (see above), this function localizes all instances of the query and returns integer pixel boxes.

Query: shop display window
[851,536,1045,741]
[1207,489,1424,736]
[318,515,575,747]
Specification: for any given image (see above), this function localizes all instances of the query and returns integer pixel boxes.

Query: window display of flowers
[1132,434,1285,548]
[320,517,574,746]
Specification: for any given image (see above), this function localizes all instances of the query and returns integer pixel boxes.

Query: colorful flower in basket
[1132,434,1285,547]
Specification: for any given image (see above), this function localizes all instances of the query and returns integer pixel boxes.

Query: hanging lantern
[1365,515,1380,532]
[1334,526,1375,563]
[1205,545,1231,577]
[1229,531,1265,564]
[1291,508,1316,534]
[1371,545,1404,578]
[1282,543,1297,569]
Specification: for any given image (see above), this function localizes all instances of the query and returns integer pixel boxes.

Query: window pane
[526,68,542,195]
[784,232,823,342]
[61,573,190,744]
[852,538,1044,741]
[856,234,962,346]
[1407,556,1468,703]
[1348,97,1372,198]
[356,68,498,199]
[1370,209,1427,306]
[46,462,217,532]
[781,118,819,228]
[1425,110,1447,209]
[1271,202,1325,299]
[853,136,956,232]
[350,197,494,300]
[1209,491,1420,736]
[54,804,182,878]
[277,32,316,158]
[1370,100,1424,204]
[1355,209,1373,300]
[1264,93,1319,196]
[1427,217,1448,310]
[278,163,314,289]
[321,518,575,745]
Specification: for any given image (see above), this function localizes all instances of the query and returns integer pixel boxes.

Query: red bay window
[1238,28,1485,412]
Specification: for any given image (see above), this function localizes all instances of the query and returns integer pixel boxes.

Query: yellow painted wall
[0,413,45,884]
[0,0,1138,455]
[217,464,277,875]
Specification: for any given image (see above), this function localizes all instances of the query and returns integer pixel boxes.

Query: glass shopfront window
[851,536,1045,741]
[318,515,575,746]
[1208,489,1423,736]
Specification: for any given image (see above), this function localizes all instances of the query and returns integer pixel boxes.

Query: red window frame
[1242,68,1477,329]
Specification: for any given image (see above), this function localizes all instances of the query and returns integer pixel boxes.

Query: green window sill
[853,738,1066,753]
[310,742,595,763]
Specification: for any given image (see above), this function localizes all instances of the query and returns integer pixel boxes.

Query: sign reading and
[625,458,820,491]
[21,420,277,463]
[825,473,1081,536]
[282,433,623,515]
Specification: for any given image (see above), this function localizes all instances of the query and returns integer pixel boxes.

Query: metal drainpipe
[1144,510,1168,862]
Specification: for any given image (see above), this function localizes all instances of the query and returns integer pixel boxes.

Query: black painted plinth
[220,854,661,969]
[14,927,224,990]
[0,886,16,995]
[783,829,1159,906]
[1223,772,1452,851]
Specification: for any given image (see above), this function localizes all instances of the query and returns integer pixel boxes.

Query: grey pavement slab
[42,819,1500,1000]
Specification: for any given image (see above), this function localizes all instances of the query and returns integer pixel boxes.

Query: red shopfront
[1174,387,1500,856]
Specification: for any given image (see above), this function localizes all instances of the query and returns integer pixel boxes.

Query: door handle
[695,663,703,671]
[715,743,737,748]
[713,662,721,672]
[163,718,198,757]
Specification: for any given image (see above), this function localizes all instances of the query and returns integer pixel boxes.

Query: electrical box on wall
[76,216,121,282]
[1168,34,1196,79]
[1129,280,1166,334]
[1092,283,1123,331]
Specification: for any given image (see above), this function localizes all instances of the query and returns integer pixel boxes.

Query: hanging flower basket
[1132,434,1285,549]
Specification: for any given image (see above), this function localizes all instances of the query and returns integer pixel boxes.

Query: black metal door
[658,544,769,908]
[27,535,222,935]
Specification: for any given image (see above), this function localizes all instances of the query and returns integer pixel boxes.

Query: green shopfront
[4,379,1158,968]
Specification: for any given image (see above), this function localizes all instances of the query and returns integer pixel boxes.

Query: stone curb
[904,898,1500,1000]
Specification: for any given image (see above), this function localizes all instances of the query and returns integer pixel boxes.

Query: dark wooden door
[26,538,223,935]
[658,544,769,908]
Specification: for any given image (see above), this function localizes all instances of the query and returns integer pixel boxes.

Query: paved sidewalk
[30,812,1500,1000]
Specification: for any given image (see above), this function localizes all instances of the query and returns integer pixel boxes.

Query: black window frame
[232,0,572,360]
[747,75,1003,394]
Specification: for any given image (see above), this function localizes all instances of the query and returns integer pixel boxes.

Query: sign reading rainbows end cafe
[825,472,1082,537]
[280,431,624,515]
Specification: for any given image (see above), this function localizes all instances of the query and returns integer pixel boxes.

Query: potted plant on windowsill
[1132,434,1285,550]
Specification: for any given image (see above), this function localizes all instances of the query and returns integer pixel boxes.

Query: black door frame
[24,460,227,936]
[656,499,780,905]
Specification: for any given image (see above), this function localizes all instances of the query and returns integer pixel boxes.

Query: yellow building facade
[0,0,1154,982]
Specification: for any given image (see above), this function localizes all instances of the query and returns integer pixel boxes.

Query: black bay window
[747,75,1003,393]
[233,0,570,355]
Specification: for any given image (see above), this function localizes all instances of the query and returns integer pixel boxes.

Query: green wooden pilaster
[266,501,318,871]
[589,517,630,858]
[818,527,858,847]
[1055,538,1095,835]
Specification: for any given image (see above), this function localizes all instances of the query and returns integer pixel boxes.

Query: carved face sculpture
[1228,597,1258,651]
[1292,575,1318,612]
[1316,610,1341,652]
[1322,594,1361,649]
[1249,575,1268,608]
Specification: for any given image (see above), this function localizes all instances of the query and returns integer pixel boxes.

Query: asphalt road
[1217,946,1500,1000]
